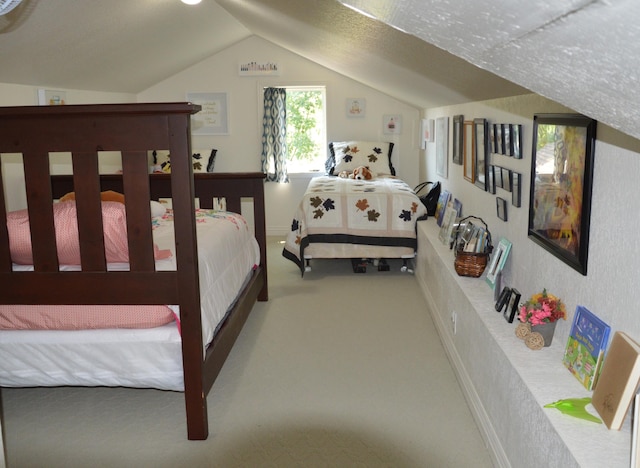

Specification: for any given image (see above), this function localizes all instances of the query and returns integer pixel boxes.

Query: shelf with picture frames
[415,219,631,468]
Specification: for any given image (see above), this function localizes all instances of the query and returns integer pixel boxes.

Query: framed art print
[187,92,229,135]
[528,114,597,275]
[463,120,475,183]
[474,118,488,191]
[436,116,449,177]
[452,115,464,165]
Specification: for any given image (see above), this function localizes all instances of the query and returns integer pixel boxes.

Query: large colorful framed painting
[528,114,597,275]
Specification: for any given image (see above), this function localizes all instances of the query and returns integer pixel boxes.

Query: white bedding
[0,210,260,391]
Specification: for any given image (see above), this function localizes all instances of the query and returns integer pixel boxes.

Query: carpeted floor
[1,238,494,467]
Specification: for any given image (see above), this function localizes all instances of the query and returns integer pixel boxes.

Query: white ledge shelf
[416,220,630,468]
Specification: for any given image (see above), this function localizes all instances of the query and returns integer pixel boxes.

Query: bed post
[166,113,209,440]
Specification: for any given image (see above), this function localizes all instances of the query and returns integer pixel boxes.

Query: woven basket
[454,249,489,277]
[452,215,493,277]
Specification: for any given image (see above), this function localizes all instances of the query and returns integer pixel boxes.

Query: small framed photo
[497,197,508,221]
[487,165,496,194]
[502,167,512,192]
[486,237,512,289]
[495,286,512,312]
[511,124,523,159]
[495,123,503,154]
[512,172,522,207]
[503,124,512,156]
[495,165,503,189]
[504,288,521,323]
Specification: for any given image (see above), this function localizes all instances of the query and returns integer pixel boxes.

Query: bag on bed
[414,181,441,217]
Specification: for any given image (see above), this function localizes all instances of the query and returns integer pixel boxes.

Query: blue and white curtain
[261,87,288,183]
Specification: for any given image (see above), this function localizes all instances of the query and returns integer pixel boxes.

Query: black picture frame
[463,120,475,183]
[512,172,522,207]
[495,286,512,312]
[474,118,488,191]
[495,123,503,154]
[528,113,597,275]
[487,165,496,194]
[511,124,523,159]
[497,197,508,221]
[452,115,464,165]
[502,124,511,156]
[502,167,512,192]
[504,288,521,323]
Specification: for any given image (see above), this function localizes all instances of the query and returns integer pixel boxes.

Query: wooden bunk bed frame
[0,102,268,440]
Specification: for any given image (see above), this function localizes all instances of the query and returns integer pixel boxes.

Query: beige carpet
[1,238,494,467]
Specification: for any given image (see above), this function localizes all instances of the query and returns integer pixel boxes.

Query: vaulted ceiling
[0,0,637,139]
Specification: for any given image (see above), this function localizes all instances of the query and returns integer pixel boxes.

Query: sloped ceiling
[0,0,637,139]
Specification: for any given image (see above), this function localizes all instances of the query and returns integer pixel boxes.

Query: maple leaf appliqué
[309,196,323,208]
[399,210,412,222]
[367,210,380,222]
[355,199,370,211]
[313,209,324,219]
[322,198,335,211]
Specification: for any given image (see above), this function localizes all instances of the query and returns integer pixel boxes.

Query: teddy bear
[337,166,374,180]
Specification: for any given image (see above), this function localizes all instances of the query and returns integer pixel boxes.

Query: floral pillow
[327,141,396,176]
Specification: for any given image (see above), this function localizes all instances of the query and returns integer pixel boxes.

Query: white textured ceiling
[0,0,638,139]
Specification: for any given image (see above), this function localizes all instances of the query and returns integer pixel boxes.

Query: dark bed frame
[0,102,268,440]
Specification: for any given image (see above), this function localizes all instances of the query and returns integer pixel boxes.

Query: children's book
[592,331,640,430]
[435,190,451,226]
[562,306,611,391]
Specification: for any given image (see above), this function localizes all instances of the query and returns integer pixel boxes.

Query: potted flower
[517,289,566,347]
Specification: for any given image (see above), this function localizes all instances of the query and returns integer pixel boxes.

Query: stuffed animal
[350,165,374,180]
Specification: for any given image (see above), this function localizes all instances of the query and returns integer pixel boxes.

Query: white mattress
[0,210,260,391]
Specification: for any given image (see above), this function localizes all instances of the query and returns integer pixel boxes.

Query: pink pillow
[7,201,153,265]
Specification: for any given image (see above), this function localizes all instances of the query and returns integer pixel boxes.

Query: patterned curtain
[261,87,289,183]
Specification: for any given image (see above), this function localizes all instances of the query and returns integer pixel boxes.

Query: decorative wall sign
[383,114,402,134]
[238,61,280,76]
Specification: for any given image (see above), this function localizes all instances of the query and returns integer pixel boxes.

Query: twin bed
[283,140,428,273]
[0,103,267,440]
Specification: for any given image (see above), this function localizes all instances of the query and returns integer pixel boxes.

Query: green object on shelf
[544,397,602,424]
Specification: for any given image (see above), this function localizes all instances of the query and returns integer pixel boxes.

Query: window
[266,86,326,174]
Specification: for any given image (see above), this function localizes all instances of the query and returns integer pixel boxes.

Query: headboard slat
[72,152,108,271]
[23,151,58,272]
[122,151,156,271]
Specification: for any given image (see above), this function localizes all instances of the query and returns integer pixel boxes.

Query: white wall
[138,36,421,236]
[423,93,640,361]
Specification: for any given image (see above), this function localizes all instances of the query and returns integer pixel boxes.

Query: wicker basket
[453,216,493,277]
[454,249,489,277]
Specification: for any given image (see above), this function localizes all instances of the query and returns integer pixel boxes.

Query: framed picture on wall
[383,114,402,134]
[436,116,449,177]
[186,92,229,135]
[452,115,464,165]
[346,98,366,118]
[528,113,597,275]
[512,172,522,207]
[463,120,475,183]
[511,124,523,159]
[497,197,508,221]
[474,118,488,191]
